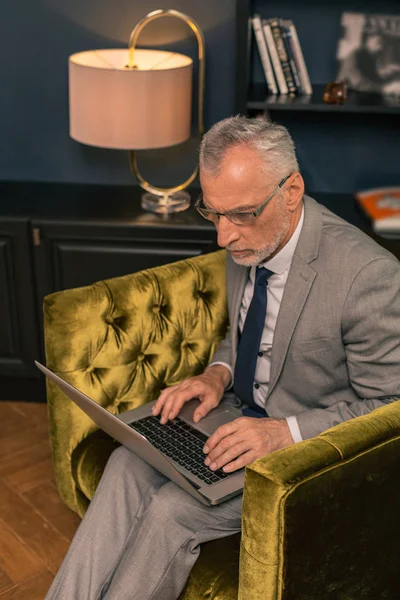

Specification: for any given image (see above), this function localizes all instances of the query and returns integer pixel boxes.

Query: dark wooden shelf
[247,83,400,115]
[0,181,211,231]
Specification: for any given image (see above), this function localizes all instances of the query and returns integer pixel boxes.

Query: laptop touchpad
[180,399,238,436]
[196,410,238,436]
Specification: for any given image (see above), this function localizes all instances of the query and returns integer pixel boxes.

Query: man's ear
[286,172,304,212]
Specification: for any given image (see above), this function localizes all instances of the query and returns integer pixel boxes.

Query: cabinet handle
[33,227,41,247]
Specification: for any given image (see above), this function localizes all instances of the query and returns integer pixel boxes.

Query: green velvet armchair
[44,250,400,599]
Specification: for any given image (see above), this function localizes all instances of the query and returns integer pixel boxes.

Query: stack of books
[355,186,400,238]
[252,15,313,96]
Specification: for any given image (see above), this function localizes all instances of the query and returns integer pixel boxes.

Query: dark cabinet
[33,222,216,298]
[0,218,40,393]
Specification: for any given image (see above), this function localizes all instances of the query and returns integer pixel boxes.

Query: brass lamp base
[141,191,191,214]
[128,9,205,216]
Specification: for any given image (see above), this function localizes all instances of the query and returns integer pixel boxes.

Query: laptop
[35,361,245,505]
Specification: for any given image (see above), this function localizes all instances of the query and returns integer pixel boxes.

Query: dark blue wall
[0,0,236,187]
[1,0,399,194]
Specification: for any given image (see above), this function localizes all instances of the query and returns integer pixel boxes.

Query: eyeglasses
[195,174,291,226]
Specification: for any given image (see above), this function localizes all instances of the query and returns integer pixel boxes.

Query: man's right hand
[151,364,231,425]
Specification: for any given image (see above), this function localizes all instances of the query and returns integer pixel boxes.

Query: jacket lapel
[267,258,316,396]
[267,195,322,396]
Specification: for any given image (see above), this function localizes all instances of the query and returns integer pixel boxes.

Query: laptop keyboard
[128,415,230,485]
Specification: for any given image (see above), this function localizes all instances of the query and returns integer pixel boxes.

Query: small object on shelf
[355,186,400,238]
[323,81,347,104]
[336,12,400,96]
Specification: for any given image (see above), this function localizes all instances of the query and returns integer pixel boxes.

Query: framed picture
[337,12,400,96]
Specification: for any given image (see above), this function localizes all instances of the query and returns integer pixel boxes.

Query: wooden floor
[0,402,81,599]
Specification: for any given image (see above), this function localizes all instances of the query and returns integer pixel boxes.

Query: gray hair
[199,115,299,180]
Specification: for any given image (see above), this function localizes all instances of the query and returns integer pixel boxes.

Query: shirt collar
[253,205,305,277]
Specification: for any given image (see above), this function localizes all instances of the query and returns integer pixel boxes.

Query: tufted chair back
[44,250,228,515]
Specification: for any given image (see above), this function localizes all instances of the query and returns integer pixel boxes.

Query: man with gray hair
[46,115,400,600]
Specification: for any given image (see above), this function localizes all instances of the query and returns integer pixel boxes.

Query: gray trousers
[46,446,242,600]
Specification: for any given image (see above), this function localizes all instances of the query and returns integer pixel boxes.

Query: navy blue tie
[234,267,274,413]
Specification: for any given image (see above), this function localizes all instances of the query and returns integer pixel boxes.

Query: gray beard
[230,215,291,267]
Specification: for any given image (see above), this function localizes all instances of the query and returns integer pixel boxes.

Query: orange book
[355,187,400,238]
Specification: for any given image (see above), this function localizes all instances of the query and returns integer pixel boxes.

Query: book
[252,14,278,95]
[262,20,289,94]
[282,19,313,95]
[355,186,400,237]
[336,12,400,95]
[268,18,298,94]
[279,19,302,92]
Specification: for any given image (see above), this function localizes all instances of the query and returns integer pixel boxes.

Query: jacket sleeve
[207,253,239,379]
[296,256,400,439]
[207,328,234,389]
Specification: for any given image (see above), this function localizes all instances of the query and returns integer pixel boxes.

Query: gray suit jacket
[211,195,400,439]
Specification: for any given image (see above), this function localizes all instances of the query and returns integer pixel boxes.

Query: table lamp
[68,8,205,213]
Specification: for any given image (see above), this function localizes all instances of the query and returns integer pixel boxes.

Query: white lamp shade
[69,49,193,150]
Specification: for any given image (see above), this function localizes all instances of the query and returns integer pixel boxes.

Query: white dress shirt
[213,207,305,443]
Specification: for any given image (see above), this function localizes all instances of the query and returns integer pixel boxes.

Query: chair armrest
[239,400,400,599]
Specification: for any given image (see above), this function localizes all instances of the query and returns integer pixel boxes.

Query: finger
[160,396,179,424]
[203,418,245,453]
[204,431,243,465]
[153,384,192,420]
[206,439,249,471]
[193,397,219,423]
[221,450,257,473]
[160,385,203,423]
[162,396,189,423]
[152,386,178,415]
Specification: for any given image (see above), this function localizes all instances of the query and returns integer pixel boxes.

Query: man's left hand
[203,417,294,473]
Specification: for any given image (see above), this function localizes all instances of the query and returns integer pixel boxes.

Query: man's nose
[216,216,239,248]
